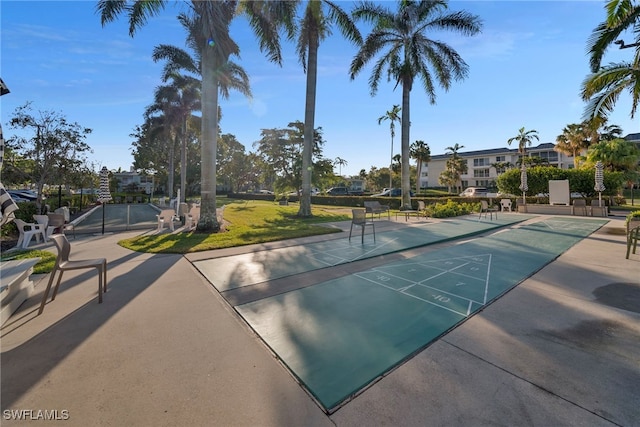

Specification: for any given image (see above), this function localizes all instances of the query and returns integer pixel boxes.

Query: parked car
[459,187,488,197]
[371,188,414,197]
[370,189,391,197]
[7,191,33,203]
[326,187,350,196]
[258,189,274,195]
[288,188,320,196]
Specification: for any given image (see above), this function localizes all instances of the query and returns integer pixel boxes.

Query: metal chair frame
[38,234,107,315]
[349,209,375,244]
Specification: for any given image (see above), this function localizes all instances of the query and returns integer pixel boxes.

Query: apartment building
[419,143,573,189]
[112,169,154,194]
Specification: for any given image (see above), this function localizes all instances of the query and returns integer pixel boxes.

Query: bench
[1,258,40,325]
[364,201,390,220]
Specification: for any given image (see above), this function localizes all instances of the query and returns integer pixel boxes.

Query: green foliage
[429,199,476,218]
[1,201,39,237]
[118,200,350,253]
[0,249,57,274]
[626,210,640,225]
[496,166,624,197]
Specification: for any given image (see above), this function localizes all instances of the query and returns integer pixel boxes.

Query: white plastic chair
[14,219,46,249]
[54,207,75,238]
[500,199,512,212]
[38,234,107,315]
[157,209,178,232]
[33,214,51,241]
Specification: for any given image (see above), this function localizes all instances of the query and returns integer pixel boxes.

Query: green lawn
[0,249,57,274]
[118,200,352,254]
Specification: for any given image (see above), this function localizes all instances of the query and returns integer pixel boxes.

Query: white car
[459,187,488,197]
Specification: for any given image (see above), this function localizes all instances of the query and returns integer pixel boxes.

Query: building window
[474,168,490,178]
[532,151,558,162]
[473,158,490,167]
[496,155,505,162]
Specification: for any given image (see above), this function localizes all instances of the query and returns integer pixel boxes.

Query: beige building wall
[419,143,575,189]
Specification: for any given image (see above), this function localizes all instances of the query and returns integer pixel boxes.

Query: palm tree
[600,123,624,141]
[583,0,640,121]
[585,138,640,171]
[350,0,482,209]
[410,140,430,194]
[147,37,204,201]
[145,85,184,200]
[378,105,402,190]
[507,127,539,159]
[334,157,348,176]
[289,1,361,218]
[555,123,590,168]
[445,143,466,193]
[98,1,289,232]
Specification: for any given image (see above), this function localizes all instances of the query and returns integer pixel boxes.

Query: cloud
[455,30,533,60]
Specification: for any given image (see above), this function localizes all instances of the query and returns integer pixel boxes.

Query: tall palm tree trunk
[415,159,422,195]
[168,136,175,200]
[198,46,220,232]
[298,34,318,218]
[400,81,412,210]
[180,118,187,203]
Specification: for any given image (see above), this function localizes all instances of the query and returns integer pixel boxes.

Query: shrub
[626,210,640,225]
[430,199,476,218]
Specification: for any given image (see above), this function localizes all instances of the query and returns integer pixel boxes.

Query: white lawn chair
[14,219,46,249]
[500,199,512,212]
[157,209,178,232]
[33,214,51,241]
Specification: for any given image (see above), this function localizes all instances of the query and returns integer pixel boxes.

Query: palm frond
[96,0,128,26]
[325,0,363,45]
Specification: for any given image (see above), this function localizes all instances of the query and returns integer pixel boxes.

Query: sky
[2,0,639,179]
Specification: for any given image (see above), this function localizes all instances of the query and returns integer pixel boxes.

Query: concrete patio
[1,213,638,426]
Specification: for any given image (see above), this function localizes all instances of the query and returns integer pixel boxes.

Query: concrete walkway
[1,214,638,426]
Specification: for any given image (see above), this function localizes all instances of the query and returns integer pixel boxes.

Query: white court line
[483,254,492,304]
[408,282,485,306]
[349,237,401,262]
[354,273,469,317]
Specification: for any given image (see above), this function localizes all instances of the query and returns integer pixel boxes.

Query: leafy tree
[217,133,248,192]
[99,0,289,232]
[6,103,92,211]
[350,0,482,209]
[410,140,430,192]
[583,0,640,121]
[507,127,539,158]
[378,104,401,190]
[253,121,325,195]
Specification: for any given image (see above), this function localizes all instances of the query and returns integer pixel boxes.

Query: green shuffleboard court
[236,217,607,412]
[194,214,534,292]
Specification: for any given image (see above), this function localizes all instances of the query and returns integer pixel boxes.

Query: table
[395,210,420,222]
[1,258,40,325]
